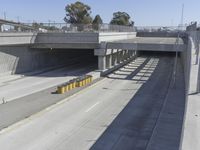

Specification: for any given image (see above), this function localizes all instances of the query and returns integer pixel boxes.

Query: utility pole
[3,11,6,20]
[180,4,184,30]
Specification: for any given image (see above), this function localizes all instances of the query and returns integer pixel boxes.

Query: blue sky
[0,0,199,26]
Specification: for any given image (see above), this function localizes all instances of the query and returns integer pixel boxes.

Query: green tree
[64,1,92,24]
[92,15,103,30]
[110,12,134,26]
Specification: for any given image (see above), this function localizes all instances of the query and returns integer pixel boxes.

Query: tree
[92,15,103,30]
[64,1,92,24]
[110,12,134,26]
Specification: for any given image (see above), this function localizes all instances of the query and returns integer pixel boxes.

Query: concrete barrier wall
[0,32,34,45]
[35,32,137,44]
[137,32,179,37]
[99,32,136,42]
[180,35,191,94]
[35,33,99,44]
[0,46,94,75]
[0,32,137,47]
[180,31,200,94]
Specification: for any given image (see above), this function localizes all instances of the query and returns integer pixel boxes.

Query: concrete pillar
[117,50,121,63]
[98,56,106,70]
[128,50,132,59]
[0,24,3,32]
[95,42,107,71]
[17,26,22,32]
[122,50,126,61]
[111,49,115,66]
[125,50,128,60]
[106,55,112,69]
[113,53,117,66]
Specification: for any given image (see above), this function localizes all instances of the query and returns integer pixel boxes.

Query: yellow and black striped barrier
[57,75,93,94]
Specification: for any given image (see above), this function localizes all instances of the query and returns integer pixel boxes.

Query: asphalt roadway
[0,61,97,103]
[0,54,185,150]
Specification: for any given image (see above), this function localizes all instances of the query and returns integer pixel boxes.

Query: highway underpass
[0,52,185,150]
[0,49,98,103]
[0,22,200,150]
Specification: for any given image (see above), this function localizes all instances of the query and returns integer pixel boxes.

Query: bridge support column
[122,50,127,61]
[98,56,106,70]
[117,50,121,63]
[0,24,3,32]
[112,50,118,66]
[95,42,137,73]
[128,50,132,59]
[125,50,129,60]
[106,54,112,69]
[120,50,124,62]
[14,26,22,32]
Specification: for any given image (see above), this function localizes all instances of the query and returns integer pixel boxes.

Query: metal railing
[0,23,135,33]
[135,26,187,32]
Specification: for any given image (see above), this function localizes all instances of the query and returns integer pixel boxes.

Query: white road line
[85,102,100,113]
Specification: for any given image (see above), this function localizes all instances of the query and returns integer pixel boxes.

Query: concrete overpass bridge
[0,30,186,73]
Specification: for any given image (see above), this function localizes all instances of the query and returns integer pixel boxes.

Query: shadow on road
[90,55,185,150]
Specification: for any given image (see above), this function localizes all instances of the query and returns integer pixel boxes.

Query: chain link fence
[135,26,187,32]
[0,22,135,33]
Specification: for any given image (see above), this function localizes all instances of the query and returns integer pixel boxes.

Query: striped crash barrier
[57,75,93,94]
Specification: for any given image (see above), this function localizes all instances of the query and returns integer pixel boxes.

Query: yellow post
[72,80,76,88]
[88,75,91,83]
[69,82,73,90]
[82,78,85,86]
[65,83,69,92]
[80,80,83,87]
[86,76,89,84]
[84,76,87,85]
[76,80,80,87]
[57,85,65,94]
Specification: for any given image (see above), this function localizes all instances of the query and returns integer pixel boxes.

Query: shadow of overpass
[0,48,97,77]
[90,55,185,150]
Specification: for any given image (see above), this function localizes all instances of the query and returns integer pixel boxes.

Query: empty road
[0,54,185,150]
[0,61,97,103]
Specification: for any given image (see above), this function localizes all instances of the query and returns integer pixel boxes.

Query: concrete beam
[107,42,186,52]
[31,43,99,49]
